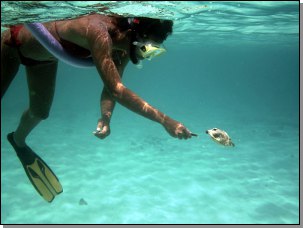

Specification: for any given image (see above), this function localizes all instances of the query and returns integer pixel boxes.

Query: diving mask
[133,41,166,60]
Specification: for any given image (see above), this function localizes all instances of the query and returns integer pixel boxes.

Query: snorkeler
[1,14,194,202]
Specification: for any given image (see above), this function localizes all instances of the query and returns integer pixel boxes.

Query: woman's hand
[162,117,192,139]
[93,118,111,139]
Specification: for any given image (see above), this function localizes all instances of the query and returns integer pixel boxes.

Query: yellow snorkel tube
[133,41,166,61]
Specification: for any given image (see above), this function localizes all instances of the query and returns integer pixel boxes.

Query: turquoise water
[1,1,299,224]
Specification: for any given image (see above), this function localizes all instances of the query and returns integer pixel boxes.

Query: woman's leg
[1,31,21,98]
[13,61,58,147]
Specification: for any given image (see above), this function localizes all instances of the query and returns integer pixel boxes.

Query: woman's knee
[29,106,51,120]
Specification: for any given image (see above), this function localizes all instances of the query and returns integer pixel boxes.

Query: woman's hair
[117,17,173,43]
[132,17,173,43]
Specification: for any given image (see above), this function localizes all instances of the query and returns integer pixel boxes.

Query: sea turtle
[206,128,235,147]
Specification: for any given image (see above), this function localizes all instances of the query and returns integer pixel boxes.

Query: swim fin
[7,132,63,202]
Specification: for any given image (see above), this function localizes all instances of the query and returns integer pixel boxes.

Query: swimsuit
[4,25,54,66]
[4,24,91,66]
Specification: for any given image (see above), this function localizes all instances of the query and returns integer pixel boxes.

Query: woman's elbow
[108,82,125,100]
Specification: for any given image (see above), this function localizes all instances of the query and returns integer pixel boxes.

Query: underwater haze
[1,1,299,224]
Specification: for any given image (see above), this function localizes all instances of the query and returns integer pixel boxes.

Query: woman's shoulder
[68,13,114,26]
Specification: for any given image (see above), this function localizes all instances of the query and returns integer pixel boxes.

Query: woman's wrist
[101,111,112,124]
[160,114,168,126]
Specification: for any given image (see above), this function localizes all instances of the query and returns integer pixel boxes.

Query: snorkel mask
[133,41,166,61]
[127,17,171,67]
